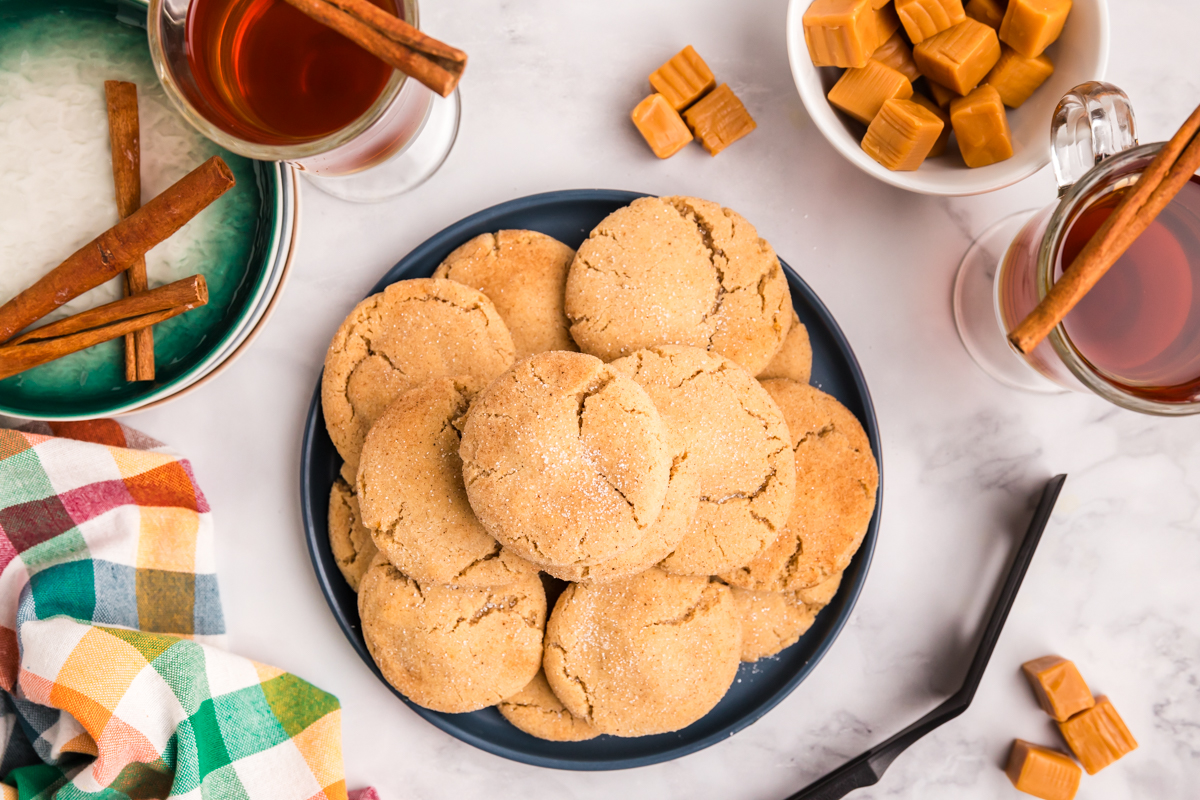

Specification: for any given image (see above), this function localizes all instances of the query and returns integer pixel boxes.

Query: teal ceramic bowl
[0,0,296,420]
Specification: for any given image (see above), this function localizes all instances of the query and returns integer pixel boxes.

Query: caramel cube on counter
[872,30,921,81]
[1005,740,1082,800]
[926,78,958,106]
[1058,696,1138,775]
[950,85,1012,166]
[914,18,1001,95]
[828,59,913,124]
[896,0,966,44]
[862,98,945,169]
[1022,655,1095,722]
[649,46,716,112]
[1000,0,1072,58]
[966,0,1006,29]
[985,46,1054,107]
[631,94,693,158]
[804,0,878,68]
[910,92,952,156]
[683,84,756,155]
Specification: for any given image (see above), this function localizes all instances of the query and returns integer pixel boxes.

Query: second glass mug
[147,0,460,202]
[954,81,1200,416]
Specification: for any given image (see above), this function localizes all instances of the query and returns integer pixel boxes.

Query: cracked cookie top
[358,556,546,714]
[542,568,741,737]
[609,345,796,575]
[497,669,599,742]
[730,572,842,663]
[722,380,878,593]
[327,477,379,593]
[564,195,792,374]
[459,351,672,569]
[321,278,516,480]
[358,378,535,588]
[433,230,578,359]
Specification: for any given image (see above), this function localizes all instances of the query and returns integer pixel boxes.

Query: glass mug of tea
[954,82,1200,415]
[148,0,459,202]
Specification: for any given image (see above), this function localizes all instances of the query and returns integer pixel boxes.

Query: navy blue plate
[300,190,883,771]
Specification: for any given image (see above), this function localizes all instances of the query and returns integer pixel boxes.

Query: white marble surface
[112,1,1200,797]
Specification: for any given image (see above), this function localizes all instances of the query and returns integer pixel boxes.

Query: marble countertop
[116,1,1199,797]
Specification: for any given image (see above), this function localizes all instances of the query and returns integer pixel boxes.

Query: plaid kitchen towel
[0,419,348,800]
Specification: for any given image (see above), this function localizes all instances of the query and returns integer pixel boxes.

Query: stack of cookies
[321,197,879,741]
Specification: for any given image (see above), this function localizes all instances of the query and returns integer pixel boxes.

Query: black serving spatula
[785,474,1067,800]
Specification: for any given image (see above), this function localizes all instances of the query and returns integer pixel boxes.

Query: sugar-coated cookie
[731,572,843,662]
[497,670,599,742]
[724,380,878,592]
[358,557,545,714]
[609,346,796,575]
[327,478,379,592]
[434,230,577,358]
[460,351,671,569]
[757,310,812,384]
[358,378,534,587]
[322,278,515,479]
[565,196,791,374]
[543,568,741,737]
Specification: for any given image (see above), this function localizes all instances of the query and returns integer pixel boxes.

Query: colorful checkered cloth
[0,420,350,800]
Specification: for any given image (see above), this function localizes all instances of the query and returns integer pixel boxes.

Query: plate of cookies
[300,190,883,769]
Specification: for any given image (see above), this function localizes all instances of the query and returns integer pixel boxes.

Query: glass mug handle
[1050,81,1138,195]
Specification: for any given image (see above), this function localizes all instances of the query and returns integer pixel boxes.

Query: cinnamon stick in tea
[280,0,465,97]
[1009,102,1200,354]
[8,276,207,346]
[0,304,202,382]
[105,79,155,382]
[0,156,234,344]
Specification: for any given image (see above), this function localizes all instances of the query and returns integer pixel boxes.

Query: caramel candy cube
[950,84,1012,166]
[649,46,716,112]
[803,0,878,68]
[1005,740,1082,800]
[966,0,1006,29]
[914,18,1001,95]
[985,46,1054,107]
[910,92,951,156]
[683,84,756,155]
[926,78,958,106]
[631,94,693,159]
[1022,655,1095,721]
[872,2,902,48]
[862,98,944,170]
[1058,696,1138,775]
[873,30,921,81]
[896,0,966,44]
[827,59,913,124]
[1000,0,1072,58]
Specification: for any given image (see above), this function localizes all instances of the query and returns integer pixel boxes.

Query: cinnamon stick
[280,0,464,97]
[105,79,156,382]
[1009,102,1200,354]
[0,304,202,382]
[0,156,234,344]
[9,276,207,346]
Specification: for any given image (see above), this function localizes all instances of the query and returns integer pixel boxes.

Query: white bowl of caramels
[786,0,1110,196]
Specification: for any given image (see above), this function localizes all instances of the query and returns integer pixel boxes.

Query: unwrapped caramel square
[926,78,958,107]
[913,18,1001,95]
[804,0,878,68]
[683,84,756,155]
[1058,696,1138,775]
[896,0,966,44]
[631,93,693,158]
[1000,0,1072,58]
[862,97,945,169]
[649,46,716,112]
[950,84,1012,166]
[873,30,921,81]
[828,59,914,124]
[1022,656,1094,722]
[1005,740,1082,800]
[966,0,1006,29]
[910,92,952,156]
[985,46,1054,107]
[872,2,902,49]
